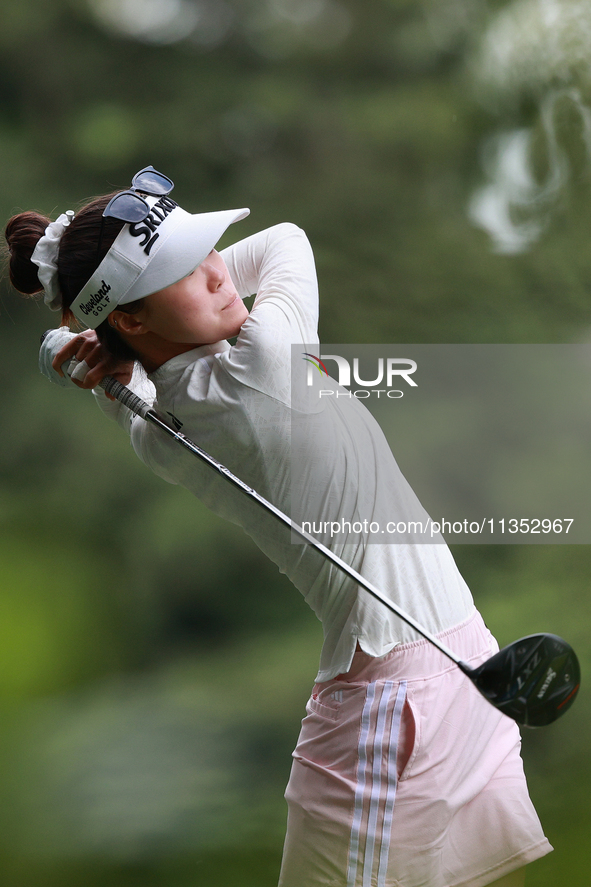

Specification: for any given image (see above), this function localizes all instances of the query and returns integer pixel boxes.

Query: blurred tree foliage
[0,0,590,884]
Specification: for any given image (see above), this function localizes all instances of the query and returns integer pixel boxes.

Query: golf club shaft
[100,375,466,670]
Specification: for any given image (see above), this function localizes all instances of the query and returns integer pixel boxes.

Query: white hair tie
[31,210,75,311]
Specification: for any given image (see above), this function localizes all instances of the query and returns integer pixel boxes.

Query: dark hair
[4,194,145,361]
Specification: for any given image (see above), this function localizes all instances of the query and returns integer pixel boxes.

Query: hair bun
[4,211,51,295]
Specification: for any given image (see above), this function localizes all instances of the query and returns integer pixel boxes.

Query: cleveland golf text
[78,280,111,318]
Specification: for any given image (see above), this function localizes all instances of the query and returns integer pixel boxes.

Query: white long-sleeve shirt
[93,222,474,680]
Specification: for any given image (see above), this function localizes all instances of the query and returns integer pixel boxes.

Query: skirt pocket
[396,690,420,781]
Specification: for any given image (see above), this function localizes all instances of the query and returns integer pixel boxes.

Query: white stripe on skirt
[347,681,408,887]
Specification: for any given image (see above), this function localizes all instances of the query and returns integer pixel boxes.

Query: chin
[232,306,249,334]
[230,320,246,337]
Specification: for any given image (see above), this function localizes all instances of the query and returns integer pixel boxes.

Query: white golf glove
[39,327,80,388]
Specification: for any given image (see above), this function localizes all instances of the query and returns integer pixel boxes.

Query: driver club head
[464,634,580,727]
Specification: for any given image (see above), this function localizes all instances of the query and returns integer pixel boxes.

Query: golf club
[45,334,580,727]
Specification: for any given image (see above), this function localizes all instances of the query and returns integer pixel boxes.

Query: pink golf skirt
[279,610,552,887]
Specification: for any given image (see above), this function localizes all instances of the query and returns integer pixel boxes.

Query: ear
[109,309,146,336]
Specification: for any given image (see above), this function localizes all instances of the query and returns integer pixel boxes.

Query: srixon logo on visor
[128,195,178,255]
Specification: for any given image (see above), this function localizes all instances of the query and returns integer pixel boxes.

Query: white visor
[70,196,249,328]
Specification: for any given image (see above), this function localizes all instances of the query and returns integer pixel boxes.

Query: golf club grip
[100,375,152,419]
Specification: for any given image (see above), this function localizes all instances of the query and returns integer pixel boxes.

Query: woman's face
[135,250,248,346]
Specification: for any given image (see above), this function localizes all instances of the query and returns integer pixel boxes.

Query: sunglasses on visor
[97,166,174,258]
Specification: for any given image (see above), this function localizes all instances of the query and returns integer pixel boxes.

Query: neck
[122,331,201,374]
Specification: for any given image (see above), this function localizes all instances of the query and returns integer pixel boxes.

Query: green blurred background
[0,0,589,884]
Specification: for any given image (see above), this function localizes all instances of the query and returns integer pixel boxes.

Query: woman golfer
[6,166,551,887]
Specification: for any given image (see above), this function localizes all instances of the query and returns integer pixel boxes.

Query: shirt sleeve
[219,222,320,400]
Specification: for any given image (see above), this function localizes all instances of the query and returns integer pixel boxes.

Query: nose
[204,256,225,291]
